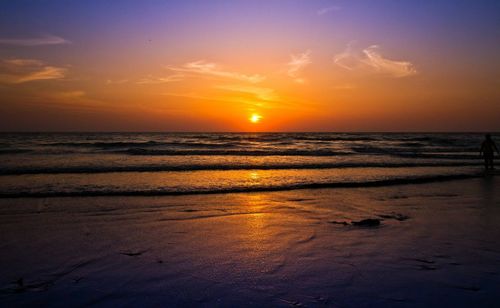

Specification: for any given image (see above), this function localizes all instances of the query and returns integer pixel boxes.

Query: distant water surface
[0,133,487,197]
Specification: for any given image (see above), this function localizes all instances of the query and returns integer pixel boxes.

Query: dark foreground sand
[0,177,499,307]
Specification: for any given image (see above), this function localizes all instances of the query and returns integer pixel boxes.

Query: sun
[249,113,262,123]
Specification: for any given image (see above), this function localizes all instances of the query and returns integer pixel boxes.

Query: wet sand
[1,177,499,307]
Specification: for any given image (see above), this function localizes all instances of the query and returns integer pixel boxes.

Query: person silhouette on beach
[480,134,499,170]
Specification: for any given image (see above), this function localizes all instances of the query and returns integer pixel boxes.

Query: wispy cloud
[49,90,104,106]
[136,74,184,84]
[287,50,311,84]
[317,6,341,16]
[333,42,356,71]
[161,90,303,111]
[7,88,108,113]
[50,90,86,100]
[0,58,67,83]
[17,66,66,83]
[106,79,129,85]
[215,84,279,102]
[31,90,110,112]
[334,44,417,78]
[0,34,70,46]
[361,45,417,77]
[160,92,258,107]
[162,91,292,110]
[166,60,265,83]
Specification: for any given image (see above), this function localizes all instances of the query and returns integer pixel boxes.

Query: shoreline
[0,172,486,199]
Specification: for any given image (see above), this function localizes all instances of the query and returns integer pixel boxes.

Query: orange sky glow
[0,1,499,132]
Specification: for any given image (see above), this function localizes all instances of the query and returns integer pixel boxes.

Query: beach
[1,177,499,307]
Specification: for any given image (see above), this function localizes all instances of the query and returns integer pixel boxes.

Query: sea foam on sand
[0,177,499,307]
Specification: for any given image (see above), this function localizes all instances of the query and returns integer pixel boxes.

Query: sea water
[0,133,487,197]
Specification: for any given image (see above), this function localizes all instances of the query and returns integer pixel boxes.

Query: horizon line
[0,131,498,134]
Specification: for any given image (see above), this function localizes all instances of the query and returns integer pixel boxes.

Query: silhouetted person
[480,134,499,170]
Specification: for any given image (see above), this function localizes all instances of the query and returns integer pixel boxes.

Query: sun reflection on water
[244,194,267,248]
[249,171,260,181]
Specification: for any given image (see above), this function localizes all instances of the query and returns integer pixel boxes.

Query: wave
[43,141,238,149]
[1,133,485,157]
[349,146,479,159]
[44,141,163,147]
[0,147,480,159]
[121,148,353,156]
[0,161,481,175]
[117,148,481,159]
[0,173,482,198]
[0,149,32,155]
[391,153,480,160]
[287,135,379,142]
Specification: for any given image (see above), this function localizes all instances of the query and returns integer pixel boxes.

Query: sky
[0,0,499,132]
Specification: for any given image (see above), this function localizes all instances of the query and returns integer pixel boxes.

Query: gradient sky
[0,0,499,131]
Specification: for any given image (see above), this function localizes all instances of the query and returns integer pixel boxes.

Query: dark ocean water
[0,133,489,197]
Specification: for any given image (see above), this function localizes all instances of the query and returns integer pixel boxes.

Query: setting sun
[249,113,262,124]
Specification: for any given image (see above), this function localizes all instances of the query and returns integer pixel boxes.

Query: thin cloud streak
[287,50,311,83]
[160,92,257,106]
[12,89,109,113]
[53,90,86,100]
[333,42,356,71]
[0,58,67,83]
[215,84,279,102]
[137,74,184,84]
[166,60,265,83]
[361,45,417,78]
[317,6,341,15]
[0,34,70,46]
[106,79,129,85]
[161,91,298,111]
[334,44,417,78]
[17,66,67,83]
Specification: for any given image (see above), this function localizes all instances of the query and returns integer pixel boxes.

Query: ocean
[0,133,487,197]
